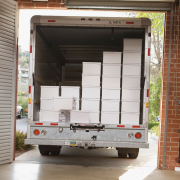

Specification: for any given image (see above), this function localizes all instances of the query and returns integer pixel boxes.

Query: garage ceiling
[64,0,176,11]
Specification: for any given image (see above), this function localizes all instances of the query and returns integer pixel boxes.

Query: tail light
[34,129,40,136]
[135,132,142,139]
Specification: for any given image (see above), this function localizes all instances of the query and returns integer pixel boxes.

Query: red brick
[166,151,179,156]
[171,147,180,151]
[18,2,35,8]
[171,138,180,142]
[167,133,179,137]
[48,3,61,8]
[35,2,48,8]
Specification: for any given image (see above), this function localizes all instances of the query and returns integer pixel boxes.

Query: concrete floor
[1,136,180,180]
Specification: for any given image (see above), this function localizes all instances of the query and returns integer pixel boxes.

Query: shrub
[150,126,159,136]
[148,121,159,129]
[17,97,28,111]
[16,131,33,151]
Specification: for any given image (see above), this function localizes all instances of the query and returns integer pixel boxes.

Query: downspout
[162,3,174,170]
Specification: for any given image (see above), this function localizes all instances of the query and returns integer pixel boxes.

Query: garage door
[0,0,17,165]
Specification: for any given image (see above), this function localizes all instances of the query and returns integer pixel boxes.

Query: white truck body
[25,16,151,155]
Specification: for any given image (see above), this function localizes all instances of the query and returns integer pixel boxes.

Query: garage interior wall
[13,0,180,169]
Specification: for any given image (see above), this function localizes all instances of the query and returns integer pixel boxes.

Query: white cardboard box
[39,110,60,122]
[102,100,120,112]
[122,76,140,88]
[122,89,140,100]
[121,113,139,125]
[41,86,59,98]
[82,74,100,86]
[83,62,101,75]
[103,52,122,64]
[40,98,54,110]
[123,39,142,51]
[54,97,76,110]
[90,111,100,124]
[123,52,141,64]
[121,101,140,113]
[102,88,120,100]
[61,86,80,98]
[81,98,100,111]
[103,64,121,77]
[82,86,100,99]
[123,65,141,76]
[101,112,119,124]
[102,76,121,88]
[70,110,90,124]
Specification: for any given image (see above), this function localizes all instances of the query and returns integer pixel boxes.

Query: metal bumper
[25,139,149,148]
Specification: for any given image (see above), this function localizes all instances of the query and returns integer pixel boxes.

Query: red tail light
[135,132,142,139]
[34,129,40,136]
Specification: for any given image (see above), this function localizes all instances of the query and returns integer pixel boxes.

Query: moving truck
[25,16,151,158]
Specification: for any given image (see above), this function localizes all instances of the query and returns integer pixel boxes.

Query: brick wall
[157,6,180,169]
[14,0,67,9]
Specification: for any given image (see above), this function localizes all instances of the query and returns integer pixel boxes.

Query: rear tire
[18,110,23,119]
[39,150,49,156]
[128,152,139,159]
[118,153,127,158]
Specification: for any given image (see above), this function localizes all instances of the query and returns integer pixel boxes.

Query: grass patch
[148,121,159,130]
[16,131,33,151]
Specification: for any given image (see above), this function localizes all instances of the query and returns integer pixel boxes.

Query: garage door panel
[0,0,17,165]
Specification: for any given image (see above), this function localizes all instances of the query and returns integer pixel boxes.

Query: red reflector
[135,132,142,139]
[48,20,56,22]
[89,18,93,21]
[30,30,33,34]
[35,123,43,125]
[96,18,100,21]
[81,124,86,126]
[50,123,58,126]
[132,126,140,128]
[30,45,32,53]
[148,33,151,37]
[29,86,31,94]
[147,89,149,97]
[34,129,40,135]
[126,22,134,24]
[81,18,85,20]
[117,125,125,128]
[148,48,150,56]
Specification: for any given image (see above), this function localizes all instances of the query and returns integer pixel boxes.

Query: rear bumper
[25,139,149,148]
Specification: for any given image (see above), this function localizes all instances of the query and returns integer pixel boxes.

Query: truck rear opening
[25,16,151,158]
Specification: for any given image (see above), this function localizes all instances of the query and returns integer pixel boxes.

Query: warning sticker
[146,102,149,108]
[28,98,31,104]
[70,141,76,146]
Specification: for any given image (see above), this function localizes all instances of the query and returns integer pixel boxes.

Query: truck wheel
[39,150,49,156]
[118,153,127,158]
[51,147,61,156]
[128,152,139,159]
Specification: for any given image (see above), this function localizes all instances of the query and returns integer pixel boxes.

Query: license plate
[70,141,76,146]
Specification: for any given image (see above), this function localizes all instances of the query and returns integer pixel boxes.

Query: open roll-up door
[64,0,175,11]
[0,0,17,164]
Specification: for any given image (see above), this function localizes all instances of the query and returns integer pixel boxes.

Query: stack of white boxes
[61,86,80,122]
[101,52,122,124]
[39,86,76,122]
[121,39,142,125]
[81,62,101,123]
